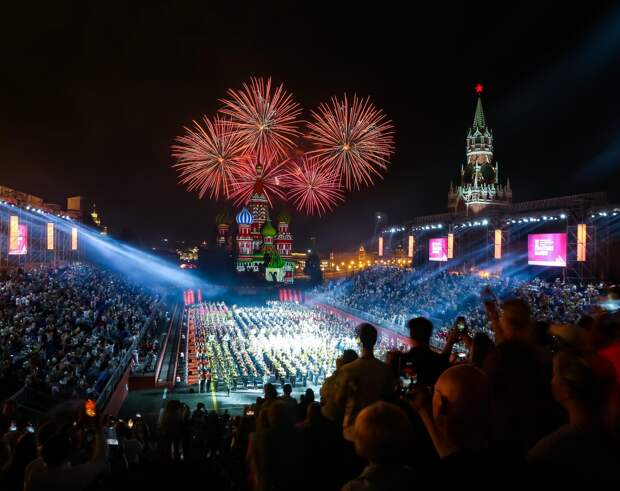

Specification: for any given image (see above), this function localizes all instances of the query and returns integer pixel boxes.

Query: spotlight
[482,219,489,225]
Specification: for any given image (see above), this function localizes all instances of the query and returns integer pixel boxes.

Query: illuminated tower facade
[261,220,276,252]
[247,165,270,254]
[90,204,101,227]
[274,211,293,259]
[448,84,512,215]
[358,245,366,262]
[215,211,233,249]
[90,204,107,235]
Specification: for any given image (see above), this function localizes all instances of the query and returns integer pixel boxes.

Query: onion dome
[215,210,233,226]
[261,220,277,237]
[236,207,253,225]
[276,210,291,224]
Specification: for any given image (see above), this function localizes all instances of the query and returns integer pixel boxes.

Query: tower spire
[473,96,486,129]
[472,83,486,129]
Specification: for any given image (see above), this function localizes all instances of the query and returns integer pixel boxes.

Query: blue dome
[236,207,254,225]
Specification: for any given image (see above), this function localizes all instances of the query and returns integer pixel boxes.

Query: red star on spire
[475,83,484,94]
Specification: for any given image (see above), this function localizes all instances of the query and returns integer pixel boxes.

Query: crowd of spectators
[315,266,603,342]
[1,265,619,490]
[0,263,162,401]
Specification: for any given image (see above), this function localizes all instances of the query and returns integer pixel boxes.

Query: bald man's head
[433,365,492,447]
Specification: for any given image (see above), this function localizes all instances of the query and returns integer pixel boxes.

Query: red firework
[283,156,344,216]
[306,94,394,190]
[172,117,246,200]
[219,77,303,158]
[228,151,289,207]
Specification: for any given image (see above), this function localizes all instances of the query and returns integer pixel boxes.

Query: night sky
[1,2,620,252]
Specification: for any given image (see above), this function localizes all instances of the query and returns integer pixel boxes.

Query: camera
[389,350,418,383]
[399,374,417,394]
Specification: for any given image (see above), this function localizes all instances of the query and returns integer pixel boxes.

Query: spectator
[484,295,534,344]
[343,401,415,491]
[528,349,617,480]
[160,400,184,461]
[329,324,395,442]
[321,349,358,421]
[206,410,222,459]
[468,332,495,368]
[409,365,522,476]
[297,388,314,423]
[396,317,449,387]
[259,383,279,415]
[116,421,143,468]
[279,384,297,416]
[484,293,562,453]
[250,401,303,491]
[23,425,109,491]
[0,431,37,491]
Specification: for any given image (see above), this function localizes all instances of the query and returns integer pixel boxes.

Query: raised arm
[405,387,454,459]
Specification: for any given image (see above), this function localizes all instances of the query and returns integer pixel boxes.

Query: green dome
[261,220,277,237]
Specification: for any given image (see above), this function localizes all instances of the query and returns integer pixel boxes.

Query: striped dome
[236,207,254,225]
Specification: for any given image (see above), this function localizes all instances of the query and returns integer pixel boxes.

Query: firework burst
[219,77,303,158]
[306,94,394,190]
[227,151,289,207]
[283,155,344,216]
[172,117,246,200]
